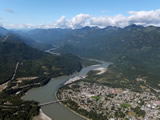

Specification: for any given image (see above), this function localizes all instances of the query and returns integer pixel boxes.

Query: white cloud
[70,14,91,28]
[52,14,91,29]
[90,14,128,28]
[4,24,36,29]
[128,9,160,26]
[90,9,160,28]
[2,9,160,29]
[52,9,160,28]
[53,16,69,28]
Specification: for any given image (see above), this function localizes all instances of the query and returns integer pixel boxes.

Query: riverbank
[23,59,111,120]
[33,109,52,120]
[55,62,111,120]
[59,101,91,120]
[55,91,91,120]
[0,81,8,92]
[94,67,107,75]
[55,66,108,120]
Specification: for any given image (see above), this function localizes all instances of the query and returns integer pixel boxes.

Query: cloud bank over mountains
[53,14,91,28]
[3,9,160,29]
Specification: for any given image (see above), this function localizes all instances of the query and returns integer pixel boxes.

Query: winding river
[22,59,110,120]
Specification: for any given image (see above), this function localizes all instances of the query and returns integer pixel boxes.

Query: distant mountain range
[18,24,160,90]
[1,25,160,90]
[53,25,160,90]
[0,27,53,50]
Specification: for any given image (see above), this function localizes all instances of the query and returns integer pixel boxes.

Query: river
[22,59,110,120]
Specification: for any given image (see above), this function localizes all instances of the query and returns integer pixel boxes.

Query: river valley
[22,60,111,120]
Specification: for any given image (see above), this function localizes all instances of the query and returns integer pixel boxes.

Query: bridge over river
[39,100,65,107]
[22,58,110,120]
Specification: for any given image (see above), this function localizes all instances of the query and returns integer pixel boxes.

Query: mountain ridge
[0,34,82,85]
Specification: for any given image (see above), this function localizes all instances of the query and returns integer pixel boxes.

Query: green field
[120,103,132,108]
[91,96,101,100]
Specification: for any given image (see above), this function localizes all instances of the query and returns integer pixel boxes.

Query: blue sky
[0,0,160,29]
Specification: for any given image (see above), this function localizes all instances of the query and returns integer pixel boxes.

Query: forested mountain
[0,34,82,85]
[21,25,160,91]
[56,25,160,61]
[0,27,52,50]
[1,25,160,91]
[26,28,72,44]
[56,25,160,90]
[0,33,83,119]
[0,25,160,119]
[0,34,42,84]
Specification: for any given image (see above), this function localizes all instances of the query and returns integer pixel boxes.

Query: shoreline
[25,56,110,120]
[93,67,107,75]
[53,61,110,120]
[59,102,91,120]
[55,91,91,120]
[33,109,52,120]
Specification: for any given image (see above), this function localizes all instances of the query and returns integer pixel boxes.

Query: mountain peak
[80,26,100,30]
[124,24,144,30]
[103,26,121,31]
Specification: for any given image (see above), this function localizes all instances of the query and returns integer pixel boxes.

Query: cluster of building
[58,81,160,120]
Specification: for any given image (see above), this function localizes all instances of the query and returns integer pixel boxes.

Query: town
[57,81,160,120]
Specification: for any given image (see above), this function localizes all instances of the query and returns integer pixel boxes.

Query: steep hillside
[0,34,82,120]
[0,34,82,85]
[0,34,43,84]
[26,28,72,45]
